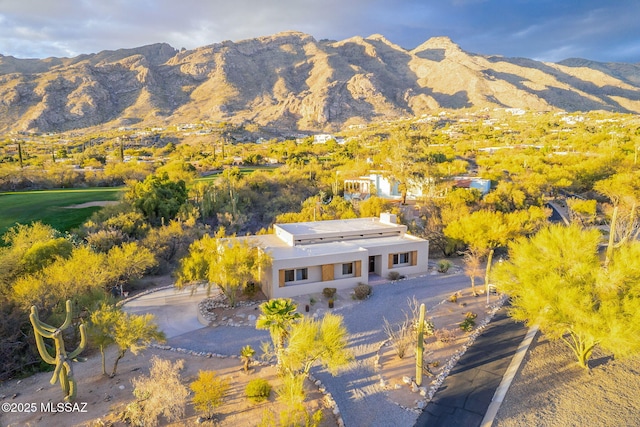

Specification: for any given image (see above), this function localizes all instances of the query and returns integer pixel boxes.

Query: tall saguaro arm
[29,300,86,401]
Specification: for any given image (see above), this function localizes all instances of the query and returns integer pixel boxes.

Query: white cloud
[0,0,637,62]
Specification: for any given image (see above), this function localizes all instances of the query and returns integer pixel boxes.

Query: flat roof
[276,217,403,239]
[249,233,424,261]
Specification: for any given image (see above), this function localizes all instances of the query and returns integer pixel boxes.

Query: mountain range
[1,31,639,133]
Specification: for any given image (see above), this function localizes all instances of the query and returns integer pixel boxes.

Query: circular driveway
[123,271,476,427]
[123,285,210,339]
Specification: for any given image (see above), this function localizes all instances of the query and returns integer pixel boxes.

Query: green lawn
[195,165,277,183]
[0,187,123,237]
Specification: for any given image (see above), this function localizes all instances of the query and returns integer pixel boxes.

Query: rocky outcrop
[1,32,639,133]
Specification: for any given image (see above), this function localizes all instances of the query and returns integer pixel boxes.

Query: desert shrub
[459,312,477,332]
[407,296,435,337]
[437,260,453,273]
[127,357,188,427]
[259,407,323,427]
[448,292,460,303]
[190,370,230,419]
[387,271,401,280]
[243,281,258,298]
[435,328,457,343]
[383,316,413,359]
[276,374,305,409]
[322,287,337,298]
[353,283,372,300]
[246,378,272,403]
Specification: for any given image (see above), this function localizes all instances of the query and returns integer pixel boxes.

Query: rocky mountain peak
[411,36,463,56]
[1,32,639,133]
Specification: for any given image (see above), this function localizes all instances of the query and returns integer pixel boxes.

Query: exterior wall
[256,215,430,299]
[364,239,429,279]
[470,179,491,195]
[265,251,368,299]
[368,173,401,199]
[259,239,429,299]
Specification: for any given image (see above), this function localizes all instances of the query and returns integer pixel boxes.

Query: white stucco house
[250,213,429,299]
[343,172,425,201]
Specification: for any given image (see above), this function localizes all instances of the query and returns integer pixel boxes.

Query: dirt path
[63,201,120,209]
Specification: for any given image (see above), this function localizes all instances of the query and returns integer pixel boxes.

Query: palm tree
[240,345,255,373]
[255,298,302,368]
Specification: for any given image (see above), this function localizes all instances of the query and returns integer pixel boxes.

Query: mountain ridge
[1,32,639,133]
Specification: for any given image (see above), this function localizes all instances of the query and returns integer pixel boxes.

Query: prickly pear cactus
[29,300,86,401]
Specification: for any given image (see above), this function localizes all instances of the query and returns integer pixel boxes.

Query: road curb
[480,324,539,427]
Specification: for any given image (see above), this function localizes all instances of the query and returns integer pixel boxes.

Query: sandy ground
[494,333,640,427]
[0,281,488,427]
[63,201,120,209]
[0,344,335,427]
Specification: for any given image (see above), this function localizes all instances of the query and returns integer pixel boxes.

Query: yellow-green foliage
[495,224,640,368]
[359,196,393,218]
[190,370,230,419]
[89,303,165,377]
[282,313,352,379]
[13,242,156,310]
[258,406,323,427]
[245,378,271,403]
[567,198,597,224]
[276,195,357,223]
[177,232,271,307]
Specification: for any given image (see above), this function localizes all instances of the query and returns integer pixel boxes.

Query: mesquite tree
[495,224,640,369]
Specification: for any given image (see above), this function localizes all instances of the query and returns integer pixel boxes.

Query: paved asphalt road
[414,305,528,427]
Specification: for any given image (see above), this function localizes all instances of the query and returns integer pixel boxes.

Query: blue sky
[1,0,639,63]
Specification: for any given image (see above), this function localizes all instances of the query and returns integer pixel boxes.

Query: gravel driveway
[312,273,470,427]
[125,270,470,427]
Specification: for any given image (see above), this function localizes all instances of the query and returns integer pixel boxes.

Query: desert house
[250,213,429,299]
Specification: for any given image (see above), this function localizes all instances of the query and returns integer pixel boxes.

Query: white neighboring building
[313,134,334,144]
[343,173,424,201]
[251,213,429,299]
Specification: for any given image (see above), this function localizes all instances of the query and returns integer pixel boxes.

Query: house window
[284,269,295,282]
[393,252,410,265]
[296,268,308,281]
[342,263,353,275]
[284,268,309,283]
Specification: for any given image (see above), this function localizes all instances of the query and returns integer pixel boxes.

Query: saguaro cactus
[415,303,426,387]
[29,300,86,402]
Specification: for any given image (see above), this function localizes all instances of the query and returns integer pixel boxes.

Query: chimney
[380,212,397,224]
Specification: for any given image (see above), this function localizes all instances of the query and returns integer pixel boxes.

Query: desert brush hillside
[1,31,639,133]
